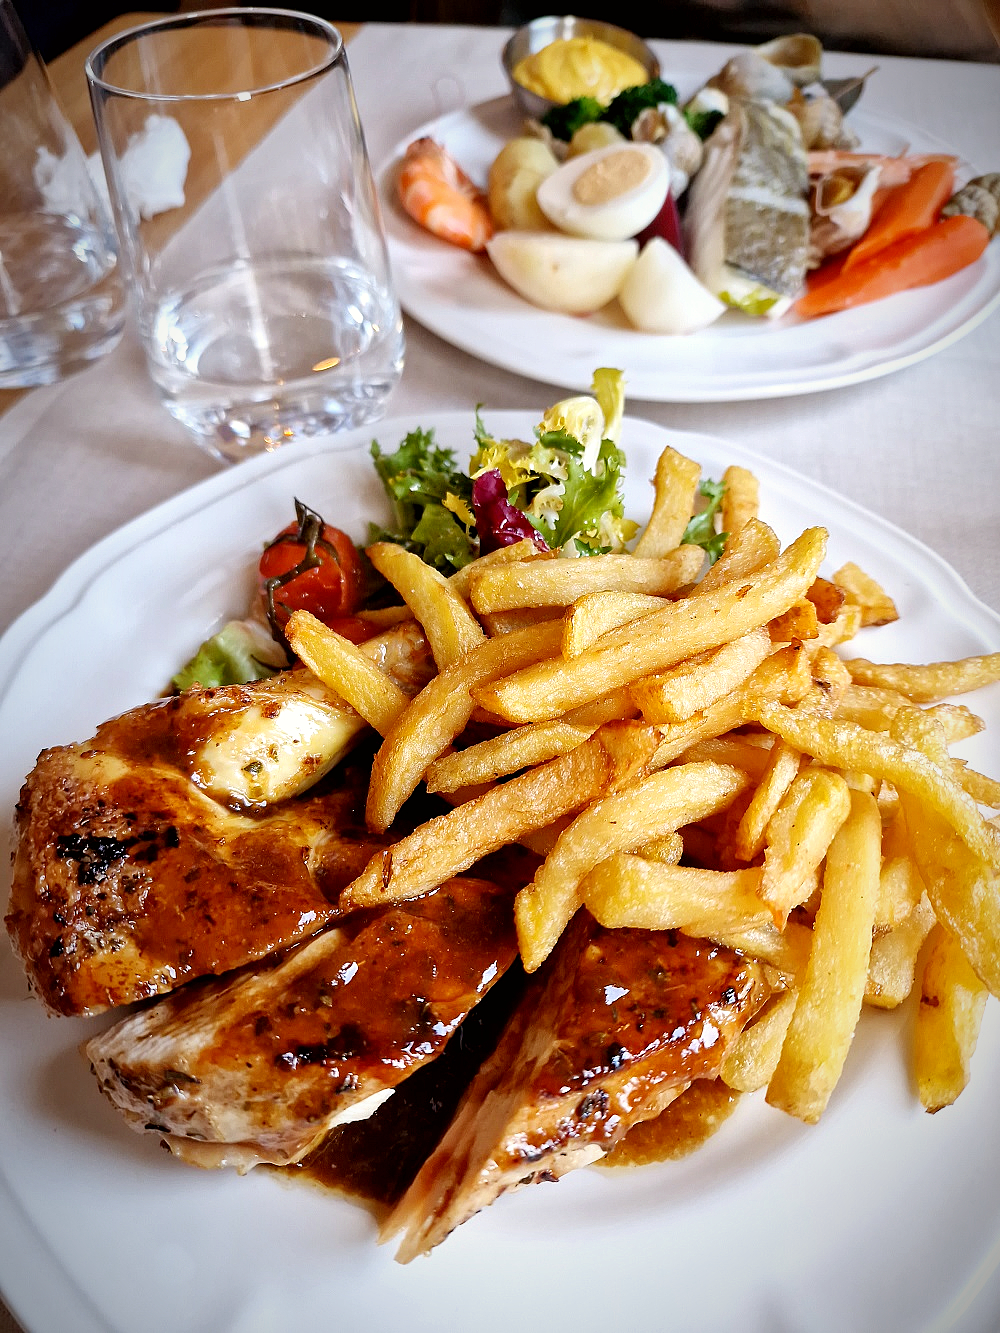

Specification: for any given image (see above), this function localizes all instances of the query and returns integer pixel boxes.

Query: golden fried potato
[914,922,989,1112]
[766,789,881,1123]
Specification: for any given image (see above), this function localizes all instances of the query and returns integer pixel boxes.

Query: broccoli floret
[540,95,605,142]
[600,78,679,137]
[684,105,725,140]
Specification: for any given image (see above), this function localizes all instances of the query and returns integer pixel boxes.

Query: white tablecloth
[1,25,999,642]
[0,22,998,1333]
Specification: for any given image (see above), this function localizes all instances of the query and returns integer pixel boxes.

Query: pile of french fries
[286,444,1000,1129]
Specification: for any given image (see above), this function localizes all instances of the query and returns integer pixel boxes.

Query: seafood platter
[380,26,1000,400]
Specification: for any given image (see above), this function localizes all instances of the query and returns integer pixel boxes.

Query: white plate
[1,413,999,1333]
[380,98,1000,402]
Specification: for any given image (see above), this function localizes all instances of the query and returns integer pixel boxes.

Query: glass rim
[85,7,344,103]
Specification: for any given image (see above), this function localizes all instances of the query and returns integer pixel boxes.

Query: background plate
[1,412,999,1333]
[380,99,1000,402]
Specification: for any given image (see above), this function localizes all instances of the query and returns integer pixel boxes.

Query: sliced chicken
[384,917,771,1261]
[7,623,434,1018]
[84,874,518,1170]
[7,750,390,1016]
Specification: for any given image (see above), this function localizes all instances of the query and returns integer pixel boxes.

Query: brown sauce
[277,962,527,1216]
[601,1078,742,1167]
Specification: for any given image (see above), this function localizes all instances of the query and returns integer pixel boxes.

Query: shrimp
[807,149,958,188]
[398,136,494,253]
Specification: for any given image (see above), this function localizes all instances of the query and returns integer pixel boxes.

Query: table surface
[0,15,998,1333]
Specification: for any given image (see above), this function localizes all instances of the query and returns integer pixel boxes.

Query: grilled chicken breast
[7,624,434,1018]
[384,916,771,1261]
[8,748,389,1015]
[84,875,519,1170]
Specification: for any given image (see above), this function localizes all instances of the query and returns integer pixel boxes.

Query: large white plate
[380,97,1000,401]
[1,413,999,1333]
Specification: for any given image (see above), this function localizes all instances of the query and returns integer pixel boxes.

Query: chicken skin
[385,916,771,1261]
[84,875,518,1170]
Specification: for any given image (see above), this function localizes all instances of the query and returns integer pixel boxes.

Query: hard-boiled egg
[486,231,638,314]
[535,142,670,242]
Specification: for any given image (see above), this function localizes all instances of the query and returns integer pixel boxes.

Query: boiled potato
[486,231,638,314]
[488,138,559,232]
[619,237,726,334]
[568,122,626,158]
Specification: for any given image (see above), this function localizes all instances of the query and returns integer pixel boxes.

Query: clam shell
[756,33,823,87]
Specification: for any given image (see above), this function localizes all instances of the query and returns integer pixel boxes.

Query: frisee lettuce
[370,369,637,568]
[682,478,728,564]
[368,428,476,572]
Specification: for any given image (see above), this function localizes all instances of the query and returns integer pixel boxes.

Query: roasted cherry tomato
[258,500,365,639]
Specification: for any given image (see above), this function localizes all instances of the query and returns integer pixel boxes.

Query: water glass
[0,0,124,387]
[86,8,404,464]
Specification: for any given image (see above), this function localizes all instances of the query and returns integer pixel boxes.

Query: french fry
[805,576,846,624]
[477,607,563,637]
[842,651,1000,702]
[355,604,415,630]
[627,628,771,725]
[516,761,750,972]
[583,855,769,933]
[366,620,565,833]
[345,724,654,910]
[865,893,936,1009]
[875,851,926,930]
[285,610,410,735]
[721,990,798,1093]
[952,760,1000,810]
[732,740,802,863]
[425,720,594,793]
[914,922,989,1112]
[470,547,700,614]
[887,706,1000,995]
[637,831,684,864]
[720,463,760,537]
[766,789,881,1123]
[710,920,813,975]
[475,529,827,726]
[795,644,853,717]
[811,601,863,647]
[562,688,639,726]
[836,684,985,741]
[687,518,780,598]
[447,538,549,599]
[768,600,819,643]
[562,591,670,658]
[678,734,775,783]
[366,541,485,670]
[831,561,899,627]
[759,768,852,925]
[601,1079,742,1167]
[648,644,813,768]
[633,445,702,556]
[561,560,703,657]
[745,702,1000,870]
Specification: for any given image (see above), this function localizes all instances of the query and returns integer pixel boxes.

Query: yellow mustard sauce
[513,36,650,105]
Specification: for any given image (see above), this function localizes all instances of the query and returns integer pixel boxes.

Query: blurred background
[21,0,1000,64]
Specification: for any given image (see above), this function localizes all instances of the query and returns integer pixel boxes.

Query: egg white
[535,142,670,242]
